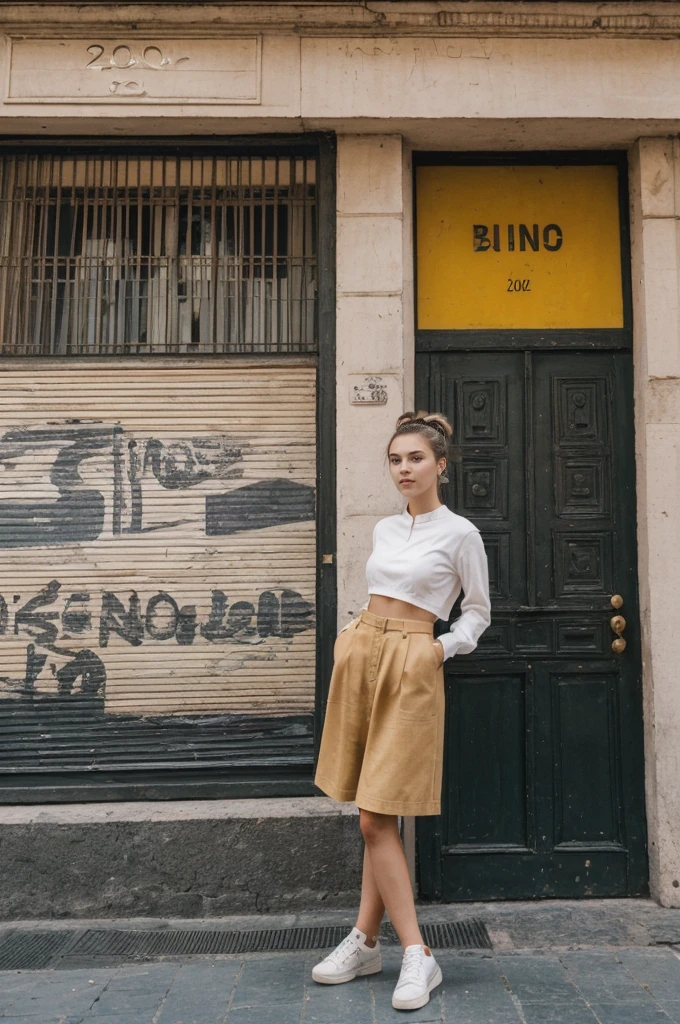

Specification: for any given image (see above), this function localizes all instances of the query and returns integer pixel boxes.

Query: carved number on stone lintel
[85,44,190,97]
[86,44,189,72]
[7,36,262,106]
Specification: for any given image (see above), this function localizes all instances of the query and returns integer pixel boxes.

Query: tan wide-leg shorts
[314,609,445,817]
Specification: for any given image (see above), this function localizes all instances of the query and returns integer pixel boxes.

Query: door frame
[412,150,647,900]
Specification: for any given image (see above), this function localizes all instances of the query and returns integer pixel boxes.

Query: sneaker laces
[397,946,426,987]
[327,932,359,966]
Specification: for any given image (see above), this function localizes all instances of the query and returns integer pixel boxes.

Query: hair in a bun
[387,409,453,488]
[395,410,453,440]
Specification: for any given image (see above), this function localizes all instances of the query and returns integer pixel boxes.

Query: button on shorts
[314,609,445,816]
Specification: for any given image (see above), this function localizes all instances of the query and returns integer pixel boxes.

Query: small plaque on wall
[349,375,388,405]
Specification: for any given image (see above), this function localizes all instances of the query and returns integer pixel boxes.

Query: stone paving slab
[1,947,680,1023]
[155,963,242,1023]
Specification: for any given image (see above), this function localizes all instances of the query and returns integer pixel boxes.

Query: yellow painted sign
[416,164,624,330]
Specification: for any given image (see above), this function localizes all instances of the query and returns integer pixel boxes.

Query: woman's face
[387,433,445,501]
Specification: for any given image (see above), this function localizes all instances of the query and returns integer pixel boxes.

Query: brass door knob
[610,612,627,654]
[610,594,623,609]
[610,615,626,635]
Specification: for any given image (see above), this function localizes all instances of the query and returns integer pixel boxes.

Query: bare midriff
[366,594,437,624]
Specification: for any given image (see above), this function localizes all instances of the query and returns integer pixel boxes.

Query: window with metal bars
[0,153,318,355]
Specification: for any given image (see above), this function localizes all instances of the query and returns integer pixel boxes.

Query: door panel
[434,352,526,611]
[535,355,615,607]
[552,669,621,845]
[417,350,647,900]
[448,671,528,848]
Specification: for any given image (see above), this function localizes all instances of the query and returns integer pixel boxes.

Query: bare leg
[358,808,424,950]
[355,844,384,947]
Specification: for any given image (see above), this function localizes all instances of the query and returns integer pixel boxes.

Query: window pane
[0,153,318,355]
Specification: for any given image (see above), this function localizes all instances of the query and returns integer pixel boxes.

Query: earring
[439,470,449,484]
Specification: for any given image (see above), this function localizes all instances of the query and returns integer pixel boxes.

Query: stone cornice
[2,2,680,38]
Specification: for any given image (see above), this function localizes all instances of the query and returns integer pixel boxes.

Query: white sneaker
[311,926,382,984]
[391,943,442,1010]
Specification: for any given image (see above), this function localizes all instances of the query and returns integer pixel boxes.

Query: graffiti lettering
[141,438,242,490]
[206,479,315,536]
[200,589,230,642]
[2,583,314,651]
[56,650,106,697]
[14,580,62,650]
[99,592,144,648]
[0,644,107,700]
[62,592,91,635]
[0,583,314,700]
[0,424,314,546]
[0,417,317,714]
[145,592,197,646]
[257,588,316,638]
[176,606,197,646]
[0,643,48,691]
[0,427,113,547]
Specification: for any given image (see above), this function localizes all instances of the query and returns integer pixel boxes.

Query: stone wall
[630,139,680,908]
[335,135,410,628]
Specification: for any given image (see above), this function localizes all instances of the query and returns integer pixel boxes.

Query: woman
[312,410,491,1012]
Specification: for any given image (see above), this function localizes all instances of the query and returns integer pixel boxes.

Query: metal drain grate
[421,921,492,951]
[0,920,492,971]
[64,925,356,960]
[0,930,79,971]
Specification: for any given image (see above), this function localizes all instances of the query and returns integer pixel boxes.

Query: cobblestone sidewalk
[2,945,680,1023]
[3,900,680,1024]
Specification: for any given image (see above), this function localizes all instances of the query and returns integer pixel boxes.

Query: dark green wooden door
[416,349,647,899]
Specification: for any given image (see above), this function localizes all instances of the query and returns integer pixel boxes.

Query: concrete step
[0,797,363,919]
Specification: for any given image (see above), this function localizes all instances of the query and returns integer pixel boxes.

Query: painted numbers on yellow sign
[416,164,624,330]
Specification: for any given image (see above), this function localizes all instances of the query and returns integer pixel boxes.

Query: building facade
[0,1,679,911]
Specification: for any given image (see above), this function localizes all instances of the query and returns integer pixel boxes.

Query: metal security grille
[0,153,317,355]
[0,360,317,779]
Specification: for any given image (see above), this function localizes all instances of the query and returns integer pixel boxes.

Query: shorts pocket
[396,633,438,721]
[333,624,355,666]
[418,631,440,675]
[428,635,443,673]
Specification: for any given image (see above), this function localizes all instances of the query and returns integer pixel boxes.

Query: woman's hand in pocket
[433,638,445,668]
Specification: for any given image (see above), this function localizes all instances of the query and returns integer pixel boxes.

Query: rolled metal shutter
[0,358,316,777]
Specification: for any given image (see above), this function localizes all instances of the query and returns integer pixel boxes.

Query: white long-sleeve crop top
[363,504,491,661]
